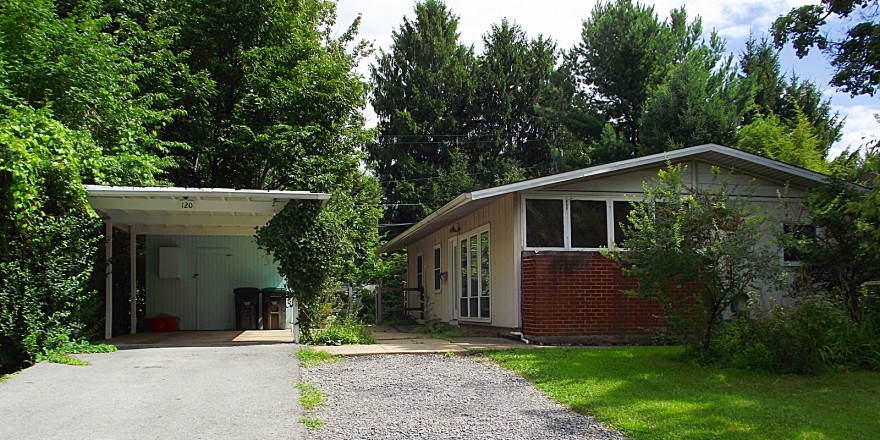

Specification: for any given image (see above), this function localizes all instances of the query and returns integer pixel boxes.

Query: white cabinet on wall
[158,247,181,279]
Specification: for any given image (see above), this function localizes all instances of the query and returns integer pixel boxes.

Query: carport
[85,186,330,341]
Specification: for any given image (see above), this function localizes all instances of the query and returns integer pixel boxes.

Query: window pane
[469,236,478,297]
[784,223,816,262]
[460,298,468,316]
[433,247,441,290]
[480,297,490,318]
[570,200,607,248]
[470,298,478,317]
[526,199,564,248]
[613,201,634,245]
[480,231,490,297]
[460,241,467,298]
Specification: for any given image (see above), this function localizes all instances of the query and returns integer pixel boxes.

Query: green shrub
[706,294,880,374]
[308,315,376,346]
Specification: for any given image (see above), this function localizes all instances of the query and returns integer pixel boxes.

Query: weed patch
[309,316,375,346]
[298,417,324,429]
[297,383,324,411]
[296,348,341,367]
[296,382,325,430]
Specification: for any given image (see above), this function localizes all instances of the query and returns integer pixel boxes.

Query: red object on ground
[149,317,177,332]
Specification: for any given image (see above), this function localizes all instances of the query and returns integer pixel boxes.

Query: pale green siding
[145,235,288,330]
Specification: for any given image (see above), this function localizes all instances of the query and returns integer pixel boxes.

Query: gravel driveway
[302,354,625,440]
[0,344,304,439]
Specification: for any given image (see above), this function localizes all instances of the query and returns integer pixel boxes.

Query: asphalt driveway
[0,344,303,439]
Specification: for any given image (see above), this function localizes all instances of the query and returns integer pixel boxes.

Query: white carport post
[130,229,137,334]
[104,222,113,340]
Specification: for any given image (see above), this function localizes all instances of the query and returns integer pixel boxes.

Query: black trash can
[234,287,261,330]
[261,288,288,330]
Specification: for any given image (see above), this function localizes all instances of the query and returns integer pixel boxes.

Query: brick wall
[522,251,675,344]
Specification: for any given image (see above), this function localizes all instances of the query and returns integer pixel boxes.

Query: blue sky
[337,0,878,157]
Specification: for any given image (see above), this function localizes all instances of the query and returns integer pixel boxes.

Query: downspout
[512,192,530,345]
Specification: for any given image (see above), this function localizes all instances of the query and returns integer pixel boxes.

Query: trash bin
[234,287,261,330]
[261,288,288,330]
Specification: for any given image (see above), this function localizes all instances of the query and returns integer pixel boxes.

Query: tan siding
[696,161,805,198]
[407,193,520,329]
[547,164,694,194]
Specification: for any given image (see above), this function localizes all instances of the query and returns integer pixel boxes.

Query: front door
[196,247,232,330]
[451,226,491,321]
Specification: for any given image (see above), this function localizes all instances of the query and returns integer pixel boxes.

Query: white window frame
[455,224,491,323]
[432,244,441,293]
[521,193,640,252]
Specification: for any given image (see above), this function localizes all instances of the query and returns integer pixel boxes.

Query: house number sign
[180,200,195,209]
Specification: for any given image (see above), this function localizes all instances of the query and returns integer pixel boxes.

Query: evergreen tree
[640,37,752,154]
[736,108,829,173]
[739,36,843,157]
[533,53,604,172]
[571,0,702,156]
[369,0,477,231]
[473,20,557,179]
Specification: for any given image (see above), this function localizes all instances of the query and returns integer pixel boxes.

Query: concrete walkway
[310,325,532,355]
[0,344,304,440]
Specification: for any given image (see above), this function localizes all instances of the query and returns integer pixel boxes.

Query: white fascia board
[87,197,281,214]
[83,185,330,201]
[700,145,833,184]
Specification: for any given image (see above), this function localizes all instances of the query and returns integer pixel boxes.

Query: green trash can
[261,288,288,330]
[234,287,260,330]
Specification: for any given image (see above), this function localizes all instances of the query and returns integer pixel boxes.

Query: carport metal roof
[85,185,330,236]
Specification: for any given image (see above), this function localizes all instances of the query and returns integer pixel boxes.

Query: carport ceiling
[85,185,330,236]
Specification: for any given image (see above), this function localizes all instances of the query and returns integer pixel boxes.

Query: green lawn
[488,347,880,439]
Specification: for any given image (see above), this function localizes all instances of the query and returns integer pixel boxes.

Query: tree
[773,0,880,96]
[640,39,751,154]
[604,164,783,350]
[739,36,843,157]
[161,0,371,192]
[571,1,702,153]
[778,76,844,156]
[0,0,180,185]
[153,0,390,333]
[740,36,786,119]
[0,0,186,372]
[369,0,477,232]
[737,109,829,173]
[472,20,558,179]
[793,170,880,321]
[533,56,605,171]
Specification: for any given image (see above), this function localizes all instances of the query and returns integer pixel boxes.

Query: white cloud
[832,104,880,157]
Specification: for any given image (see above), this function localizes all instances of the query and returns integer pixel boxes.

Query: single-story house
[85,186,329,341]
[378,144,832,344]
